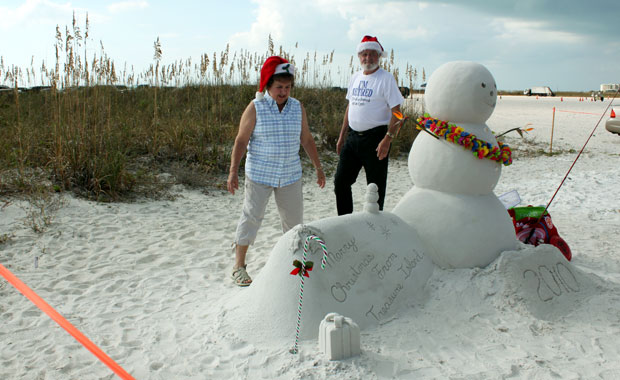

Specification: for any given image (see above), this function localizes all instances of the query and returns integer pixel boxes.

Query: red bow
[290,260,314,278]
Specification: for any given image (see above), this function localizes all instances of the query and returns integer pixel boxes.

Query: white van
[523,86,555,96]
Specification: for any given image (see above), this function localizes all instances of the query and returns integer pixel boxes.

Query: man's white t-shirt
[346,68,404,132]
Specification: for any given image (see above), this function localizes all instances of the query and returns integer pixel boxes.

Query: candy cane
[290,235,328,354]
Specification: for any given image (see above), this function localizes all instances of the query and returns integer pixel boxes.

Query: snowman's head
[424,61,497,123]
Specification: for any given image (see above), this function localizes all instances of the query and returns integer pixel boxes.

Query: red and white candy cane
[290,234,328,354]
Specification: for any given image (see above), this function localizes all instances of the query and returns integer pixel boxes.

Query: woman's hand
[316,167,326,189]
[227,171,239,194]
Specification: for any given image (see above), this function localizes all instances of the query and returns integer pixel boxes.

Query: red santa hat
[256,56,295,99]
[357,35,387,58]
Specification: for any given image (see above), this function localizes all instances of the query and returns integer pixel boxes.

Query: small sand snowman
[393,61,517,268]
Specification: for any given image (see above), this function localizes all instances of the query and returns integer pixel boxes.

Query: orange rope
[0,263,135,380]
[556,109,603,116]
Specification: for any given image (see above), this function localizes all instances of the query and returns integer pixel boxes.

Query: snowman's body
[393,61,517,268]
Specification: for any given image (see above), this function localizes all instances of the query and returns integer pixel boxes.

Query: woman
[227,56,325,287]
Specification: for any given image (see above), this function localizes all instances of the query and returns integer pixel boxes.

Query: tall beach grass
[0,14,424,200]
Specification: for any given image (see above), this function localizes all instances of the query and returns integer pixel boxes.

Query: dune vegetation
[1,15,423,201]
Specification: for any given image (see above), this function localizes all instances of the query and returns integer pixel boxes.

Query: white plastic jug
[318,312,361,360]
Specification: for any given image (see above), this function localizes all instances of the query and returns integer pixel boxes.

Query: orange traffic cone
[611,109,616,118]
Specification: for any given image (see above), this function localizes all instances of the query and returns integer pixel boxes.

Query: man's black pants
[334,125,389,215]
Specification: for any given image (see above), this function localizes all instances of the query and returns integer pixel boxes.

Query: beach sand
[2,95,620,379]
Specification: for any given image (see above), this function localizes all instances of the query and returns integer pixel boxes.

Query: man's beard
[361,62,379,71]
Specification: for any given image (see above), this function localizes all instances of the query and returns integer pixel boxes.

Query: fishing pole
[525,87,619,244]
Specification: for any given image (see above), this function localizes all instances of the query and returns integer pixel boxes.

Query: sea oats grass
[1,17,423,201]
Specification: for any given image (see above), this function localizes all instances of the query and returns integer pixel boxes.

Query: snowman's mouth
[485,100,496,108]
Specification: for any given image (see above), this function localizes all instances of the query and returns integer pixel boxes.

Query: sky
[1,0,619,91]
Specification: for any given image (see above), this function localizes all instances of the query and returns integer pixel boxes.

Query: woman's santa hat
[256,56,295,100]
[357,35,387,58]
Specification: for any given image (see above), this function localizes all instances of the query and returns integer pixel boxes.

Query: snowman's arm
[387,104,401,138]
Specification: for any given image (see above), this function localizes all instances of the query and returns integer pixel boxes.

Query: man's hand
[336,136,345,155]
[376,136,392,160]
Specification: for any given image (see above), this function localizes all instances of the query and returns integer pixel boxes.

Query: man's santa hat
[357,35,387,58]
[256,56,295,100]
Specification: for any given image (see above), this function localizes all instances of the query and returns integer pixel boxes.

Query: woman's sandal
[231,265,252,287]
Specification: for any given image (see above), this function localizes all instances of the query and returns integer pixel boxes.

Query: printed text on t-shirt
[352,81,373,97]
[351,81,373,106]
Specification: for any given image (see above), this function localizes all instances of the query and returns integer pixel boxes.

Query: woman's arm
[227,102,257,195]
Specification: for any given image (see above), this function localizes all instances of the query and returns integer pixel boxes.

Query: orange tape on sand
[0,263,135,380]
[556,109,603,116]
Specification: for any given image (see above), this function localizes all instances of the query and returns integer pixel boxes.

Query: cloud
[427,0,620,41]
[311,0,429,41]
[228,0,429,58]
[493,18,585,45]
[342,2,429,42]
[228,0,285,52]
[107,1,148,14]
[224,0,433,87]
[215,0,619,90]
[0,0,73,30]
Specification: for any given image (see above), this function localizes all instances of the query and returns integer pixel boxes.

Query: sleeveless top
[246,94,302,187]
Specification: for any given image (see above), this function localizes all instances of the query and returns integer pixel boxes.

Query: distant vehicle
[605,118,620,135]
[329,86,346,93]
[591,91,604,101]
[523,86,555,96]
[29,86,52,92]
[399,86,411,98]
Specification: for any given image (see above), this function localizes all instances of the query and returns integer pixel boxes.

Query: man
[334,35,404,215]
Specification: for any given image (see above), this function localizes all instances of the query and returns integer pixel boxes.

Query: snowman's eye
[481,82,486,88]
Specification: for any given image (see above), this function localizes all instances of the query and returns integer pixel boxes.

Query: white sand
[1,95,620,379]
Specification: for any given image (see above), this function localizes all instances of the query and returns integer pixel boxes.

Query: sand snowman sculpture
[228,184,434,342]
[393,61,518,268]
[228,61,518,344]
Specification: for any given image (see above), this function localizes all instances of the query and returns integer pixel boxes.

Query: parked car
[605,118,620,135]
[399,86,411,98]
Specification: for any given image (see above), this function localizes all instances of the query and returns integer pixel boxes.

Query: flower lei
[417,114,512,166]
